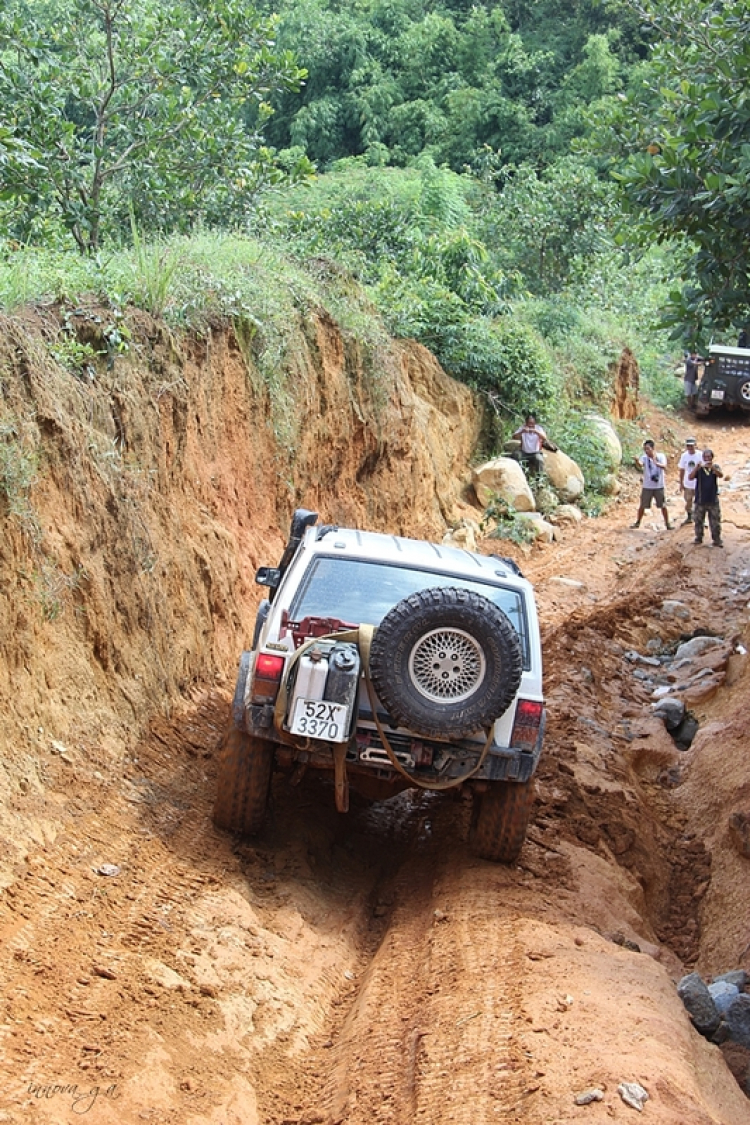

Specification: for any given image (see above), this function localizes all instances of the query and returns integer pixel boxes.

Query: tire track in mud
[256,793,536,1125]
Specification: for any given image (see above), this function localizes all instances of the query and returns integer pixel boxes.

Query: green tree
[263,0,646,173]
[0,0,309,252]
[484,157,617,293]
[606,0,750,335]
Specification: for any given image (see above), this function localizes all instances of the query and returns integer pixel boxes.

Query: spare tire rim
[408,627,486,704]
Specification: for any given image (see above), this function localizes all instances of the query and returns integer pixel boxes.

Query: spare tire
[369,587,523,739]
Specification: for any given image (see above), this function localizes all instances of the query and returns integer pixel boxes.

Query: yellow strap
[273,627,361,733]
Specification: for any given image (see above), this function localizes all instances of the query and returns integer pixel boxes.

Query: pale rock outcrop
[542,448,585,502]
[501,439,586,504]
[442,519,480,553]
[601,473,621,496]
[585,414,623,469]
[472,457,535,511]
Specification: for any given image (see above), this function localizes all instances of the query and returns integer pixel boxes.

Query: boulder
[472,457,535,511]
[672,713,699,750]
[549,576,586,589]
[726,995,750,1049]
[542,448,585,502]
[584,413,623,469]
[674,636,726,662]
[514,511,555,542]
[708,980,740,1016]
[600,473,621,496]
[651,697,686,731]
[550,504,583,525]
[677,972,722,1036]
[715,971,750,990]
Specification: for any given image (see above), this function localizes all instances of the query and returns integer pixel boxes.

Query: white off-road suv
[214,509,545,862]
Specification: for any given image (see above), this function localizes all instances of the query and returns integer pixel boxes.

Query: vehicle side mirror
[255,566,281,589]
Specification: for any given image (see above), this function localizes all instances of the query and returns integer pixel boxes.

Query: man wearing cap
[677,437,703,524]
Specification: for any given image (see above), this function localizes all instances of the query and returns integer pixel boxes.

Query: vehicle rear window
[288,557,531,667]
[714,355,750,376]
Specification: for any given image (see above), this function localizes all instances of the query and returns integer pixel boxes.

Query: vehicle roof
[302,525,530,588]
[708,345,750,357]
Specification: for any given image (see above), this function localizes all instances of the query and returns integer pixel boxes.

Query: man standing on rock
[512,414,557,476]
[689,449,724,547]
[677,437,702,525]
[632,439,673,530]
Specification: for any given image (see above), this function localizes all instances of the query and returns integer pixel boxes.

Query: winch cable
[357,624,495,793]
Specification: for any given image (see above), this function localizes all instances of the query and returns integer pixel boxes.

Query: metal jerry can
[324,642,361,715]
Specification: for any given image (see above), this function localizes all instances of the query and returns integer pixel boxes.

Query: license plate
[711,388,725,400]
[289,698,350,742]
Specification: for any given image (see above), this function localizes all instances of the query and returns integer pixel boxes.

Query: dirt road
[1,411,750,1125]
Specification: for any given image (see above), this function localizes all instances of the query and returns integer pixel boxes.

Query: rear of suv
[213,509,545,862]
[696,344,750,416]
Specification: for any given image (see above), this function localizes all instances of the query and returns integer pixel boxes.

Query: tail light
[511,699,543,751]
[250,653,285,704]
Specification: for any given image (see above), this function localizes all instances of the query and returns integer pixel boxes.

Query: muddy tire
[213,727,274,836]
[469,780,534,863]
[369,587,523,739]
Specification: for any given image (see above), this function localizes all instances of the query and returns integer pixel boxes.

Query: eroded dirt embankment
[0,303,480,873]
[1,306,750,1124]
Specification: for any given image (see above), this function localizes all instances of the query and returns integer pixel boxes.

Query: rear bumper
[244,703,544,787]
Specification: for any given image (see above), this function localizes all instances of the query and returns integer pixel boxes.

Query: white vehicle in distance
[214,509,546,862]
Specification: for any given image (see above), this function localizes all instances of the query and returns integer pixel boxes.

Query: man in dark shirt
[689,448,724,547]
[684,350,701,409]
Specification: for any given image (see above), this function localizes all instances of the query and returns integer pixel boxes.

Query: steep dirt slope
[1,306,750,1124]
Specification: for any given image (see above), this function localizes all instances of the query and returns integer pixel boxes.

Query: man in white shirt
[631,439,673,530]
[677,436,702,524]
[512,414,556,475]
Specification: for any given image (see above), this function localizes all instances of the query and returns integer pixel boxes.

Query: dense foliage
[1,0,741,436]
[260,0,646,174]
[257,152,678,447]
[0,0,310,251]
[601,0,750,342]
